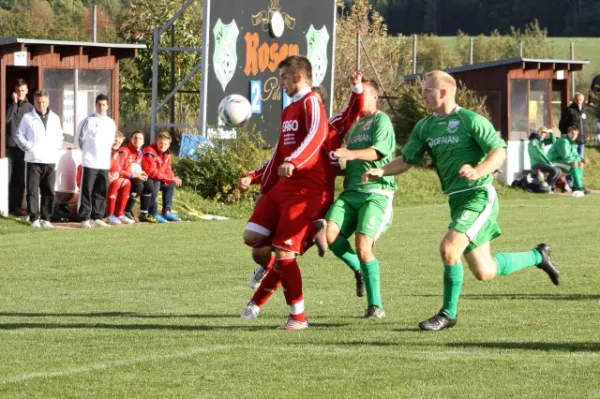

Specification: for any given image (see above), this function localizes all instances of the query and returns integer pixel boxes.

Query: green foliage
[392,78,489,145]
[333,0,411,113]
[416,34,458,72]
[172,127,271,204]
[117,0,203,126]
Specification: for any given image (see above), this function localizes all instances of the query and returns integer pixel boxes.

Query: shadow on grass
[0,312,237,319]
[447,341,600,352]
[0,322,279,331]
[407,294,600,301]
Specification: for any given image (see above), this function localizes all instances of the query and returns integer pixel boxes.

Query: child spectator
[140,132,183,223]
[120,130,152,221]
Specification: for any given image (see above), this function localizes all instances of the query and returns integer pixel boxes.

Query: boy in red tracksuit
[120,130,152,220]
[105,131,135,225]
[241,55,330,330]
[240,70,366,320]
[141,131,183,223]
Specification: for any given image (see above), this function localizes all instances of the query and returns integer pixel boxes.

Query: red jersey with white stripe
[120,142,143,179]
[109,148,130,178]
[249,88,328,194]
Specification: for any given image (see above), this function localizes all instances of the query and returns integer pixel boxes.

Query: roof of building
[404,57,590,81]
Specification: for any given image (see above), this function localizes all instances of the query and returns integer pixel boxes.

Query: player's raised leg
[248,245,275,289]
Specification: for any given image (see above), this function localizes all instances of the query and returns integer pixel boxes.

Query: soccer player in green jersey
[326,77,397,319]
[362,71,560,331]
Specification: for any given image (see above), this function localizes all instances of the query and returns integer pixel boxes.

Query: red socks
[251,267,281,307]
[278,258,306,322]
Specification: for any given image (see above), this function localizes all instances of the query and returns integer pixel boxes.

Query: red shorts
[247,188,329,254]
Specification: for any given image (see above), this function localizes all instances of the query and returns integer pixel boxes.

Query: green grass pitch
[1,193,600,398]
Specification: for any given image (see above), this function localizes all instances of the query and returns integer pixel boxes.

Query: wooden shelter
[0,38,145,216]
[0,37,146,157]
[404,57,590,184]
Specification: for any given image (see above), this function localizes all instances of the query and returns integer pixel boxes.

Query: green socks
[571,167,584,190]
[442,264,464,319]
[494,250,542,276]
[330,237,361,273]
[441,250,544,318]
[361,259,382,309]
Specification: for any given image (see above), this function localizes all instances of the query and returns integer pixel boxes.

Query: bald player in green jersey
[362,71,560,331]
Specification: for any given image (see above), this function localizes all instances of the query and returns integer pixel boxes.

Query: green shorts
[325,190,394,240]
[448,184,501,253]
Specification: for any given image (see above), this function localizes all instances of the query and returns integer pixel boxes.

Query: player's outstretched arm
[361,155,412,183]
[334,147,379,162]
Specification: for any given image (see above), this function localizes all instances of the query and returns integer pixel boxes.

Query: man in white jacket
[16,90,63,228]
[76,94,117,228]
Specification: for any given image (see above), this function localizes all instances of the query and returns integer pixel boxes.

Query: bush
[172,127,271,204]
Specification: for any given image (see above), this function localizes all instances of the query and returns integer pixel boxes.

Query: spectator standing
[6,79,34,215]
[76,94,116,228]
[15,90,63,228]
[559,92,587,157]
[140,132,183,223]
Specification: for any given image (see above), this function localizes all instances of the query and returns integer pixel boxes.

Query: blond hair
[425,70,457,92]
[537,126,551,135]
[116,130,125,139]
[157,131,172,141]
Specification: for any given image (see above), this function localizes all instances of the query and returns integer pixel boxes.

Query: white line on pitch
[0,345,233,385]
[2,343,597,385]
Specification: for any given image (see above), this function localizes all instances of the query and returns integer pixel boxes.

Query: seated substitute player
[362,70,560,331]
[120,130,151,221]
[141,132,183,223]
[547,125,589,198]
[240,71,366,320]
[241,55,329,330]
[324,77,396,320]
[105,131,135,225]
[527,126,560,190]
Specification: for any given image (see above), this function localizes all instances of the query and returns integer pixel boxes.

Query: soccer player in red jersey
[240,55,330,330]
[240,69,366,325]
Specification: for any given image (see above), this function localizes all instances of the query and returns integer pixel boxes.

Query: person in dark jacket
[6,79,34,215]
[559,93,587,157]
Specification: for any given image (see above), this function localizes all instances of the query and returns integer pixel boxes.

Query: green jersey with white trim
[344,112,397,192]
[402,107,506,194]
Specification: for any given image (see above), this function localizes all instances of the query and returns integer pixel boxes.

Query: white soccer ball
[130,163,142,175]
[218,94,252,127]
